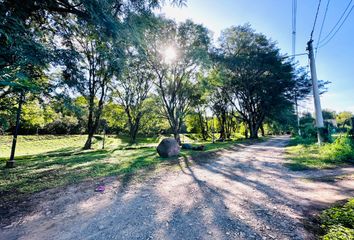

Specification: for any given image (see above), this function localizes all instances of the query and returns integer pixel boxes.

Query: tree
[144,18,211,144]
[206,68,234,140]
[217,25,297,139]
[114,48,154,144]
[322,109,336,120]
[60,22,117,149]
[336,111,353,130]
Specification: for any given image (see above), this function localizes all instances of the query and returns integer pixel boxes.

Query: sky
[156,0,354,114]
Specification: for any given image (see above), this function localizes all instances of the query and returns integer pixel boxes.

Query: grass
[285,135,354,171]
[319,198,354,239]
[0,134,246,202]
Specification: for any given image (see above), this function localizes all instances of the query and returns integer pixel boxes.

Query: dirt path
[1,136,354,240]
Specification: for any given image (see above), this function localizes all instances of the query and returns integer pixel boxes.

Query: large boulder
[157,138,180,158]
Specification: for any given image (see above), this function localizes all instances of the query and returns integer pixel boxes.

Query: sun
[163,46,177,63]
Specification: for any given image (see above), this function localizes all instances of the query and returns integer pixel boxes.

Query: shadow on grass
[0,137,257,205]
[112,135,161,146]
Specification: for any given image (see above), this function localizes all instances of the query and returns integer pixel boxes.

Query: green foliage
[322,226,354,240]
[288,135,316,146]
[21,100,46,129]
[299,113,317,139]
[336,111,353,131]
[320,135,354,162]
[102,102,127,134]
[217,24,304,139]
[185,113,202,133]
[320,198,354,240]
[143,17,211,142]
[323,109,336,120]
[286,135,354,170]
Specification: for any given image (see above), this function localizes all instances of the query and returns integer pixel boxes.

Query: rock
[156,138,180,158]
[192,145,205,151]
[181,143,205,151]
[181,143,193,150]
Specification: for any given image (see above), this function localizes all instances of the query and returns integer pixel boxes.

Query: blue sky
[156,0,354,114]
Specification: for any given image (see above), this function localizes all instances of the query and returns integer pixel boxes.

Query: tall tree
[217,25,297,139]
[114,48,154,144]
[144,18,211,144]
[60,23,118,149]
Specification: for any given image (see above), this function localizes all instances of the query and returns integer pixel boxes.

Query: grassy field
[285,135,354,171]
[0,134,244,202]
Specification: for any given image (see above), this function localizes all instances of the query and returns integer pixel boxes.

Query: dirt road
[1,136,354,240]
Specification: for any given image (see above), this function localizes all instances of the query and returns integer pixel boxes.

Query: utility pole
[292,0,301,136]
[307,40,324,144]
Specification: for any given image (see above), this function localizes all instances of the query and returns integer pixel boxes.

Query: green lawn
[0,134,245,202]
[285,136,354,171]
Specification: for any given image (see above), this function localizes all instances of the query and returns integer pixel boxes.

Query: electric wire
[315,0,331,56]
[319,3,354,48]
[310,0,322,40]
[318,0,353,44]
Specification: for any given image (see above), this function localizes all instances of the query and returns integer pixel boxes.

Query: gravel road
[1,136,354,240]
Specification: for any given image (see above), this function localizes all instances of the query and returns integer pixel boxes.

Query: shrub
[320,135,354,163]
[322,226,354,240]
[320,198,354,239]
[300,122,317,139]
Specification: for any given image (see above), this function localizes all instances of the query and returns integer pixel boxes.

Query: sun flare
[163,46,177,63]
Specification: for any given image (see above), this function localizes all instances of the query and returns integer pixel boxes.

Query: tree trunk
[84,95,95,150]
[260,124,265,137]
[6,91,24,168]
[198,112,207,140]
[130,127,137,144]
[243,122,249,139]
[249,122,259,139]
[129,118,141,145]
[173,131,181,145]
[84,130,94,150]
[219,110,227,140]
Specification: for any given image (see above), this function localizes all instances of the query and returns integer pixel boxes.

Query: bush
[322,226,354,240]
[288,135,316,146]
[320,135,354,163]
[320,199,354,239]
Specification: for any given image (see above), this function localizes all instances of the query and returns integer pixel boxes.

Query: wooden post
[6,91,25,168]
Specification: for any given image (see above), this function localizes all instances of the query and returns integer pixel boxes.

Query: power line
[319,2,354,48]
[310,0,322,40]
[319,0,353,44]
[315,0,331,56]
[282,53,308,60]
